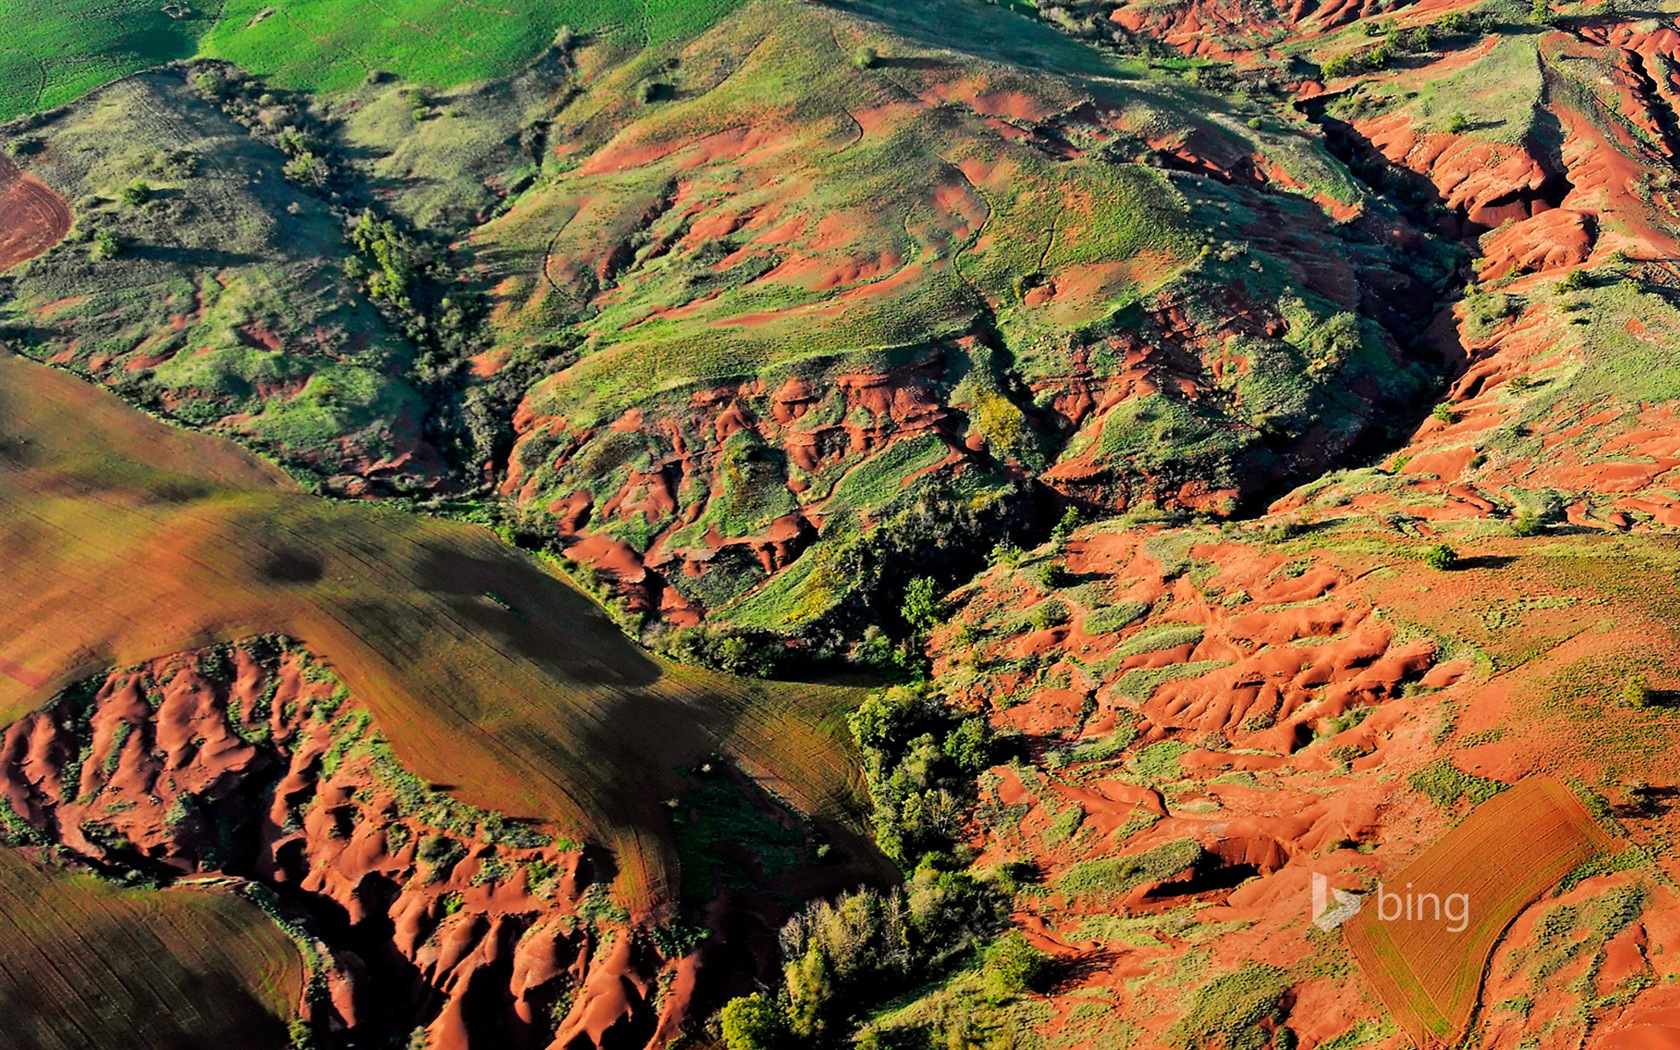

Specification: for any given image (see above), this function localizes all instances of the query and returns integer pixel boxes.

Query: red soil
[0,646,689,1050]
[0,154,70,273]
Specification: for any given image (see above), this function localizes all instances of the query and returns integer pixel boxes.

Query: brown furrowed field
[0,155,70,273]
[0,351,881,908]
[1345,777,1616,1045]
[0,848,302,1049]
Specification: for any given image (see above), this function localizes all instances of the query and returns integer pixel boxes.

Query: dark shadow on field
[876,56,948,71]
[0,957,293,1050]
[1454,554,1517,571]
[1613,784,1677,818]
[820,0,1129,79]
[261,548,324,584]
[127,245,267,268]
[1046,950,1122,993]
[410,541,663,689]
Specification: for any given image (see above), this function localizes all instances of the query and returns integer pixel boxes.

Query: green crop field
[0,0,752,124]
[0,849,302,1050]
[0,1,208,123]
[0,351,882,908]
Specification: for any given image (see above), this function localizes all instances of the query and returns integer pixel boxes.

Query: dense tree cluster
[716,683,1049,1048]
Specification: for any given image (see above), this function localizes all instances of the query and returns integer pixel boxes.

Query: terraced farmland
[0,350,880,907]
[1345,777,1616,1045]
[0,849,302,1050]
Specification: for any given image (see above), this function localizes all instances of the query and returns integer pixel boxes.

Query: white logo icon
[1311,872,1363,930]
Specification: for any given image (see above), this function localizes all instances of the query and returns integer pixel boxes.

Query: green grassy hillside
[0,72,437,493]
[0,0,753,123]
[474,0,1443,630]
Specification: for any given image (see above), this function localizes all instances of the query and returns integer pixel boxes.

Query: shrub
[1058,839,1203,899]
[1556,268,1591,294]
[988,540,1022,567]
[1410,759,1504,807]
[1034,561,1070,589]
[283,150,328,187]
[1166,964,1291,1050]
[88,229,123,262]
[191,68,228,98]
[120,179,152,207]
[721,993,788,1050]
[854,46,880,69]
[1445,111,1468,134]
[1512,510,1541,536]
[982,931,1051,999]
[1431,402,1457,424]
[1624,675,1652,709]
[848,686,993,864]
[1030,598,1070,630]
[417,834,466,881]
[1422,543,1458,571]
[1247,116,1263,130]
[1082,601,1150,636]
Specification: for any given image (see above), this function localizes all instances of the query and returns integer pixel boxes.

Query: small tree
[1423,543,1458,571]
[1624,674,1652,709]
[89,229,123,262]
[1432,402,1457,424]
[283,150,328,187]
[853,46,880,69]
[982,930,1051,1000]
[720,994,787,1050]
[902,576,945,636]
[120,179,152,207]
[1445,111,1469,134]
[191,68,228,98]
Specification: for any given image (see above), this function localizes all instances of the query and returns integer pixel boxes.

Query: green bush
[1111,623,1204,660]
[1422,543,1458,571]
[1058,839,1202,899]
[120,179,151,207]
[1431,403,1457,424]
[1034,561,1070,589]
[1166,964,1291,1050]
[902,576,946,636]
[1624,675,1652,709]
[721,992,788,1050]
[1410,759,1504,808]
[1082,602,1150,636]
[88,228,123,262]
[848,686,993,865]
[1555,268,1591,295]
[982,931,1051,999]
